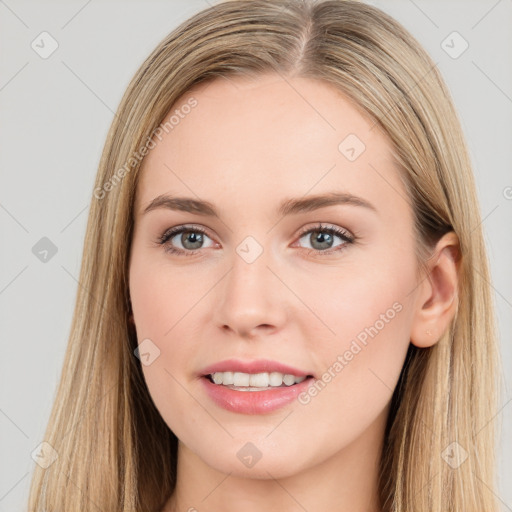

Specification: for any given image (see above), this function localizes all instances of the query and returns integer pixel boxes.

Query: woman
[27,1,501,511]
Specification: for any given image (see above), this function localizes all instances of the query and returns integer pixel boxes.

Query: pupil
[312,231,332,250]
[182,231,203,249]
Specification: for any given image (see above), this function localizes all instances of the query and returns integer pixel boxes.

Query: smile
[199,359,314,414]
[208,371,307,390]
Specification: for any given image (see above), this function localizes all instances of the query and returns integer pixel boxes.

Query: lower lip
[201,376,314,414]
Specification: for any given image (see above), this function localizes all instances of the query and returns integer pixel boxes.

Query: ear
[410,231,460,348]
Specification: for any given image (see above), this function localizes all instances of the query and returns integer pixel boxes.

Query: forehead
[135,73,407,222]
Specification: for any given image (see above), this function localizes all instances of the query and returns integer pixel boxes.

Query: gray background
[0,0,511,510]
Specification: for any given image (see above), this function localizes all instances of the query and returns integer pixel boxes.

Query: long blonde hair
[27,1,500,510]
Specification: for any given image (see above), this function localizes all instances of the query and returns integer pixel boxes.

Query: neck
[163,405,388,512]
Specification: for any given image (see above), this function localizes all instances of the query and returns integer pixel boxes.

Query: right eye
[158,225,217,256]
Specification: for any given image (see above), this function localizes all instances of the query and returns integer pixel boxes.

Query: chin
[206,450,310,480]
[181,432,320,480]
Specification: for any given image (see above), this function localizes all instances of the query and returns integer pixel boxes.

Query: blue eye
[157,223,355,257]
[295,223,354,255]
[158,225,215,256]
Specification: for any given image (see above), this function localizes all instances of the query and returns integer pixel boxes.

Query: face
[129,73,421,479]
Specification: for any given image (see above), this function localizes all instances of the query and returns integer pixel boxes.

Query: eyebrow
[142,191,378,217]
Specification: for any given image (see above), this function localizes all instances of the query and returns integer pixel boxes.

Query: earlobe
[410,231,460,348]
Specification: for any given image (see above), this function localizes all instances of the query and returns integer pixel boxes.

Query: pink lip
[200,358,310,377]
[199,359,314,415]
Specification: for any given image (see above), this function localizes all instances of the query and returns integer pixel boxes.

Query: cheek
[293,255,416,433]
[129,255,206,341]
[129,254,190,392]
[294,244,415,352]
[129,254,223,426]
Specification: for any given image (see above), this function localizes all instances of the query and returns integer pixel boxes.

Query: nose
[213,245,288,339]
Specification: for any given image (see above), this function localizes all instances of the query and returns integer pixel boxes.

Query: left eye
[295,224,354,253]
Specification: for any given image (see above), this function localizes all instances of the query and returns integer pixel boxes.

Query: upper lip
[200,359,311,377]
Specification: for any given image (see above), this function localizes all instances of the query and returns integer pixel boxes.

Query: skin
[128,73,459,512]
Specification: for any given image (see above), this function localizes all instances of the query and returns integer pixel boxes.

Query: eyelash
[157,223,355,257]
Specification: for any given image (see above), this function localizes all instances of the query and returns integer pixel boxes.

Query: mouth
[205,371,312,391]
[199,359,315,414]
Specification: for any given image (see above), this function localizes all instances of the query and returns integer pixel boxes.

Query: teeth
[283,374,295,386]
[222,371,234,385]
[233,372,250,386]
[209,371,307,389]
[212,373,223,384]
[249,372,269,387]
[269,372,283,387]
